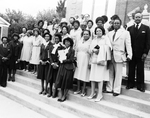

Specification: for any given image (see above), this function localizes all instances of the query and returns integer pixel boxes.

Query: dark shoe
[57,99,62,102]
[39,90,44,94]
[103,90,113,93]
[47,94,51,97]
[8,76,12,81]
[126,85,134,89]
[60,97,67,102]
[12,76,15,82]
[137,87,145,92]
[43,91,47,95]
[52,89,58,98]
[113,93,119,96]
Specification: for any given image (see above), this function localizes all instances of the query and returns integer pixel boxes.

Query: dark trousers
[0,64,8,87]
[127,56,145,88]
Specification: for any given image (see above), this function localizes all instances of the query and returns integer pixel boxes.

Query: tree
[5,9,25,24]
[56,0,66,18]
[36,9,58,22]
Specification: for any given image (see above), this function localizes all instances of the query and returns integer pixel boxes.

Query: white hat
[60,18,68,24]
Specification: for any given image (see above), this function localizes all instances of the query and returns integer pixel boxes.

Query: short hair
[111,15,119,20]
[38,20,44,26]
[1,37,8,42]
[132,10,142,19]
[114,18,122,25]
[43,29,50,34]
[73,20,80,26]
[43,33,52,40]
[87,20,94,26]
[101,15,108,23]
[62,26,69,33]
[70,17,75,21]
[54,33,62,42]
[33,28,40,35]
[81,29,91,37]
[95,17,105,24]
[94,26,105,35]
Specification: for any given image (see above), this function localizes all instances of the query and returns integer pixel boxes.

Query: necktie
[113,31,116,41]
[136,24,139,31]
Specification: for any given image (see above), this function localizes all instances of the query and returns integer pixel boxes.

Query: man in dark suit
[127,11,150,92]
[0,37,11,87]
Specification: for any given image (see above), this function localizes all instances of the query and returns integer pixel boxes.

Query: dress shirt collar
[134,22,142,29]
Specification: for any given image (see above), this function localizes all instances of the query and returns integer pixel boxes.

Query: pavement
[0,94,46,118]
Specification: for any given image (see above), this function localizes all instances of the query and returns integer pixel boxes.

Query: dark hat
[12,33,20,39]
[63,37,74,47]
[95,17,105,24]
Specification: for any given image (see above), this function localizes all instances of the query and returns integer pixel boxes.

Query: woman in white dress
[87,26,111,102]
[30,28,45,74]
[20,30,33,71]
[74,30,91,96]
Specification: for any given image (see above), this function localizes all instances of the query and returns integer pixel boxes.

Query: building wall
[66,0,83,21]
[115,0,150,25]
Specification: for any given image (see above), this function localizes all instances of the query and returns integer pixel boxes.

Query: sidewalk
[0,94,46,118]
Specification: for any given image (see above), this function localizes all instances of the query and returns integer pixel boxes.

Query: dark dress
[0,44,11,87]
[37,42,52,80]
[8,40,22,70]
[55,47,75,90]
[47,43,64,85]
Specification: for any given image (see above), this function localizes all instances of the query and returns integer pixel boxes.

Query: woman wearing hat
[8,33,22,81]
[45,33,64,98]
[55,37,75,102]
[30,28,45,75]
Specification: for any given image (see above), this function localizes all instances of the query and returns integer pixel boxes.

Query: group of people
[0,10,149,102]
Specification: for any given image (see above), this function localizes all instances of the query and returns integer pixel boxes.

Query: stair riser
[7,83,100,118]
[68,94,139,118]
[0,89,61,118]
[104,94,150,114]
[16,71,150,91]
[15,75,150,103]
[15,75,150,113]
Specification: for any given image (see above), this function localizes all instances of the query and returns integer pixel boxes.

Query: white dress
[30,35,45,65]
[89,36,111,82]
[74,39,91,82]
[20,36,33,62]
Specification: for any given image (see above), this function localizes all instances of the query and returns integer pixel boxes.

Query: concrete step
[7,80,116,118]
[15,74,150,102]
[0,94,46,118]
[0,87,80,118]
[17,70,150,91]
[14,72,150,118]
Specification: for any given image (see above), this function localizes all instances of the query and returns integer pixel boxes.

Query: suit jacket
[0,44,11,65]
[40,42,52,61]
[9,40,22,60]
[49,43,64,65]
[63,47,75,70]
[108,28,132,62]
[128,24,150,58]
